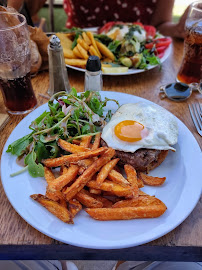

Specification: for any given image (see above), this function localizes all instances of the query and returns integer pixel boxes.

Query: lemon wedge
[102,66,128,74]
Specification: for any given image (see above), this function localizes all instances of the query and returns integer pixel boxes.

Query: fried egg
[101,103,178,153]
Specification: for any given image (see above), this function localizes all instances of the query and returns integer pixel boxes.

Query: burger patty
[101,139,168,172]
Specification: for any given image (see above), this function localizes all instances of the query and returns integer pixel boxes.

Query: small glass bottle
[48,35,71,96]
[84,55,103,92]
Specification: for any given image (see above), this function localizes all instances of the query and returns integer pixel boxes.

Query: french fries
[91,133,101,150]
[31,194,73,224]
[56,32,73,50]
[87,179,134,197]
[69,199,82,217]
[96,158,119,187]
[48,164,79,192]
[44,166,55,184]
[58,138,89,153]
[42,147,107,167]
[86,204,167,221]
[45,188,65,202]
[108,169,130,187]
[89,187,102,195]
[82,32,91,45]
[112,195,165,208]
[65,59,87,67]
[80,135,92,148]
[96,41,115,61]
[89,45,100,58]
[44,166,66,202]
[91,194,113,208]
[76,189,103,208]
[86,31,102,58]
[124,164,139,198]
[77,37,90,51]
[77,43,89,60]
[139,172,166,186]
[72,46,83,58]
[31,134,167,223]
[63,48,76,59]
[64,148,115,201]
[59,31,115,69]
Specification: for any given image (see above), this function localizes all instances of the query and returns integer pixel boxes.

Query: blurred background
[38,0,194,32]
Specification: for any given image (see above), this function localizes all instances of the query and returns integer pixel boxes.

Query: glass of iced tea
[177,1,202,84]
[0,12,37,114]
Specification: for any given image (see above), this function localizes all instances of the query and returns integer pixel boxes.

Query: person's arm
[7,0,24,11]
[24,0,46,17]
[151,0,189,39]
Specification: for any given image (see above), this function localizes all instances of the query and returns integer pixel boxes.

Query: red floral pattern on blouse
[63,0,157,28]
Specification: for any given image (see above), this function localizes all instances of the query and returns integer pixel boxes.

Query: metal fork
[188,102,202,136]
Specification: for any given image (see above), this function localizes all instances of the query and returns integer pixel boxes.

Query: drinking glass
[0,12,37,114]
[177,1,202,84]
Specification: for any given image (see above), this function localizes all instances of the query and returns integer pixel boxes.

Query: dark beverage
[177,20,202,84]
[0,72,37,114]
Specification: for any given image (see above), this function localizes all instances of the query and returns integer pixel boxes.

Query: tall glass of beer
[177,1,202,84]
[0,12,37,114]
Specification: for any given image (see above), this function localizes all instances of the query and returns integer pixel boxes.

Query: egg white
[107,26,146,42]
[101,103,178,153]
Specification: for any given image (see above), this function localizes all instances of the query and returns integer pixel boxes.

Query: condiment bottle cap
[86,55,101,72]
[50,35,61,49]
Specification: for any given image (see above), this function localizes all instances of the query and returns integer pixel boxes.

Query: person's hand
[7,0,24,11]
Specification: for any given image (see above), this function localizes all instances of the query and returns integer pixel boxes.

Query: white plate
[66,27,172,75]
[1,92,202,249]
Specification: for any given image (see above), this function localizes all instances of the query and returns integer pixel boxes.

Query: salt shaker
[84,55,103,92]
[47,35,71,96]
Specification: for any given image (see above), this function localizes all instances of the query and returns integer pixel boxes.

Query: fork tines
[188,102,202,136]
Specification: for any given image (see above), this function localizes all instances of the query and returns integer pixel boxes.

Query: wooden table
[0,39,201,261]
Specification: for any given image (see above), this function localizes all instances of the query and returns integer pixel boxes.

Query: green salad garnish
[7,89,119,178]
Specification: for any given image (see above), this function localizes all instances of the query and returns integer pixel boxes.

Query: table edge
[0,245,201,261]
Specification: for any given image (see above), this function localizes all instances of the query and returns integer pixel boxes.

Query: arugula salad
[7,89,119,177]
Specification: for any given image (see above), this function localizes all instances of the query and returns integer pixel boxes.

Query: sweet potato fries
[31,134,167,223]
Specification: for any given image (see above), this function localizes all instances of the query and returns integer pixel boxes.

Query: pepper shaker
[47,35,71,96]
[84,55,103,92]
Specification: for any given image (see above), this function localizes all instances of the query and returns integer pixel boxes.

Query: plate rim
[1,91,202,249]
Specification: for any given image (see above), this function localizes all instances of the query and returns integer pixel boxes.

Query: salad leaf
[88,95,104,117]
[105,110,112,122]
[6,133,33,156]
[62,28,84,49]
[139,49,161,69]
[94,34,113,46]
[70,87,78,97]
[145,54,161,66]
[48,101,60,115]
[72,31,82,49]
[81,123,91,134]
[25,150,44,178]
[34,141,50,162]
[47,142,60,158]
[32,111,49,126]
[108,40,121,58]
[61,27,83,33]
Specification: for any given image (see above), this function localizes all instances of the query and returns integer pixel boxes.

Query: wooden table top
[0,39,201,261]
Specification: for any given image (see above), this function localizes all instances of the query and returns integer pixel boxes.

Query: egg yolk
[114,120,144,142]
